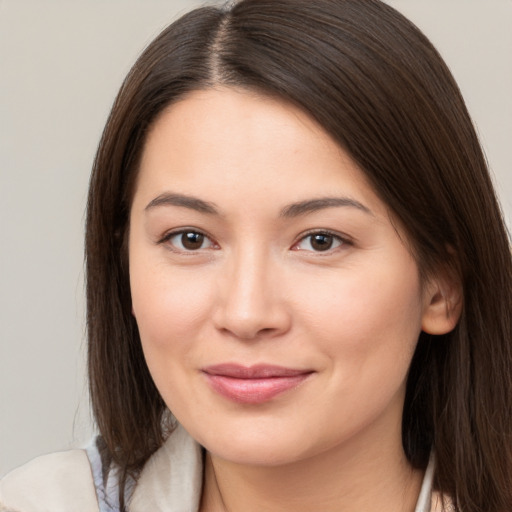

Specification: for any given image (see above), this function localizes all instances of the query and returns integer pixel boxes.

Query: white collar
[415,453,435,512]
[129,424,203,512]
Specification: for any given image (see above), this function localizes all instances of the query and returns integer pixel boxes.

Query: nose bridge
[214,242,289,339]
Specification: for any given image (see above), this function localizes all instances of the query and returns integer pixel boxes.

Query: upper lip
[202,364,312,379]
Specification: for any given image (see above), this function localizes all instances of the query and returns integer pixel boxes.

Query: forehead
[143,87,338,167]
[133,87,386,219]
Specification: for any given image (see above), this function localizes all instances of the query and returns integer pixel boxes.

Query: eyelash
[291,229,351,253]
[158,229,217,253]
[158,228,352,254]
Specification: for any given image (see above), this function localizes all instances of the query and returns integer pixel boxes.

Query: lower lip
[204,373,312,404]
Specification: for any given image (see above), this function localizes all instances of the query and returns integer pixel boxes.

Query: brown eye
[310,234,334,251]
[181,232,205,250]
[165,230,214,251]
[294,232,344,252]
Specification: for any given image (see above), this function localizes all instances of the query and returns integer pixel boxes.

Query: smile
[202,364,314,404]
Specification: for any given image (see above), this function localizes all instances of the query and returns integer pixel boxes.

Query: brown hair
[86,1,512,510]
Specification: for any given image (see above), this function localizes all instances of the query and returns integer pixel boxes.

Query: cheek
[294,260,424,365]
[130,259,214,358]
[291,263,424,439]
[129,264,216,416]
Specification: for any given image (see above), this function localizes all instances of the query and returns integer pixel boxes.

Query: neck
[199,424,424,512]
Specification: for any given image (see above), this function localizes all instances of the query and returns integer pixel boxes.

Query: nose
[212,247,291,340]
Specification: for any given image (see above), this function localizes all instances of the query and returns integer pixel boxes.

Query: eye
[162,230,216,251]
[293,231,346,252]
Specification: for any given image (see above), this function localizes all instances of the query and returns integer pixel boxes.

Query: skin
[129,87,459,512]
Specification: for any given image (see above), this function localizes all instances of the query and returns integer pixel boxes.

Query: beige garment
[0,425,450,512]
[0,425,202,512]
[0,450,98,512]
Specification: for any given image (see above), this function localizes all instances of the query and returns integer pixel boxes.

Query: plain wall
[1,0,510,476]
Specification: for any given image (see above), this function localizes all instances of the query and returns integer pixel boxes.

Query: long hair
[85,1,512,510]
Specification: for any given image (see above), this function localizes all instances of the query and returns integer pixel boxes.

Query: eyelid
[158,227,218,252]
[291,229,353,252]
[156,227,352,253]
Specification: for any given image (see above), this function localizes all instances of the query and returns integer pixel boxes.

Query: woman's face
[129,87,433,466]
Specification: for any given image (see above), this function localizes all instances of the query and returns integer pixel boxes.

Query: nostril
[218,325,277,341]
[258,327,278,336]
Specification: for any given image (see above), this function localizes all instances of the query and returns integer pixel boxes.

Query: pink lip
[202,364,313,404]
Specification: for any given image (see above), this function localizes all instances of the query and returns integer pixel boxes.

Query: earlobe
[421,270,463,335]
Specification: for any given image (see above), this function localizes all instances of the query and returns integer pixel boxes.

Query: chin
[189,419,326,468]
[207,439,306,467]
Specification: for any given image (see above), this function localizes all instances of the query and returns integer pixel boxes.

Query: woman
[1,0,511,511]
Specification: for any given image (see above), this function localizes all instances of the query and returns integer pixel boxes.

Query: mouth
[201,364,314,404]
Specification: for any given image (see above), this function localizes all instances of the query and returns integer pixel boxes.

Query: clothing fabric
[0,424,449,512]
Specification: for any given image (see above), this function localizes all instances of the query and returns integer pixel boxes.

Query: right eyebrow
[280,196,373,218]
[145,192,220,215]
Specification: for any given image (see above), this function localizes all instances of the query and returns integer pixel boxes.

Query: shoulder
[0,449,99,512]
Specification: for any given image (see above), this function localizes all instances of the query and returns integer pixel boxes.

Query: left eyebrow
[280,197,373,218]
[145,192,219,215]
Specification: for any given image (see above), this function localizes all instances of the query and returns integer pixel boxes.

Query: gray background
[1,0,511,476]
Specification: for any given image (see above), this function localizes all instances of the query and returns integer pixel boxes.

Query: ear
[421,266,463,335]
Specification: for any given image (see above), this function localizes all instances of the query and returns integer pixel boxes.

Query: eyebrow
[280,197,373,217]
[145,193,219,215]
[144,192,373,217]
